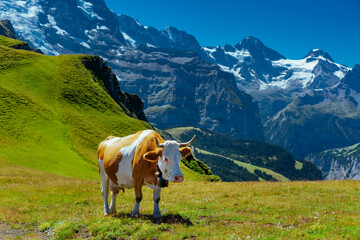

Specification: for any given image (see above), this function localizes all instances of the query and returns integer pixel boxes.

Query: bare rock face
[0,20,17,39]
[306,143,360,180]
[0,20,42,53]
[81,56,147,121]
[112,46,264,141]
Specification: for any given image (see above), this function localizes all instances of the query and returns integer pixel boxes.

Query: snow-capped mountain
[0,0,128,55]
[203,37,350,93]
[118,14,211,62]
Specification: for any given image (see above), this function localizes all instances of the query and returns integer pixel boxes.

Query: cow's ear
[179,147,192,158]
[143,149,163,162]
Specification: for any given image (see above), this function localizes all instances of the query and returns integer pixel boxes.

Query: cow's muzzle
[172,175,184,183]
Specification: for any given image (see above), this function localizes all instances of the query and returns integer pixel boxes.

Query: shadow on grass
[113,213,193,226]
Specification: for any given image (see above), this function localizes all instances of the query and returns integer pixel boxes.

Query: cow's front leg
[153,187,161,218]
[131,179,143,217]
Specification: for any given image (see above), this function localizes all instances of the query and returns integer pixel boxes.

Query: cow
[97,130,195,218]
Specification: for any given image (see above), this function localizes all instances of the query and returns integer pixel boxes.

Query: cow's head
[143,135,195,183]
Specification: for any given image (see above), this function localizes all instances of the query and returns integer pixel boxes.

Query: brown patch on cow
[133,131,165,187]
[143,148,163,162]
[104,152,123,184]
[101,131,146,185]
[180,147,192,158]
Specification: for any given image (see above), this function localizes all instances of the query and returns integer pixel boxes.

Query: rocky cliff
[82,56,147,121]
[112,45,264,140]
[0,20,42,53]
[306,143,360,180]
[0,20,17,39]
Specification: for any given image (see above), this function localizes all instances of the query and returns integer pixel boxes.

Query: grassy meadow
[0,164,359,239]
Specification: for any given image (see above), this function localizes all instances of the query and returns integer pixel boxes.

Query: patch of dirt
[74,226,92,240]
[0,222,50,240]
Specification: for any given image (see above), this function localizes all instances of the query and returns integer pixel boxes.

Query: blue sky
[105,0,360,67]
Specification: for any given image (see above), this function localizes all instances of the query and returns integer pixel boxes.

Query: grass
[295,161,304,170]
[0,35,26,48]
[0,164,359,239]
[196,148,290,182]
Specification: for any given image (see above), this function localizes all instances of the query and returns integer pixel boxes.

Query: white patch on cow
[115,130,153,188]
[144,182,157,189]
[105,137,121,147]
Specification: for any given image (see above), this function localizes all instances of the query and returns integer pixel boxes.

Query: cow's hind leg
[131,178,143,217]
[109,181,119,214]
[99,159,110,215]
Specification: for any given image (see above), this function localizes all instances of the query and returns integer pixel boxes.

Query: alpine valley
[1,0,360,180]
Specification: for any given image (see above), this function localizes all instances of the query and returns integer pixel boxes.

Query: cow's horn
[155,137,165,148]
[179,135,196,148]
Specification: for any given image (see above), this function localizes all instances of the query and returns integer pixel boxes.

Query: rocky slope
[306,143,360,180]
[265,65,360,158]
[0,20,17,39]
[112,45,264,140]
[81,56,147,121]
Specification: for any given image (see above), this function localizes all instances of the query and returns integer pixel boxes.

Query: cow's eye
[165,158,169,163]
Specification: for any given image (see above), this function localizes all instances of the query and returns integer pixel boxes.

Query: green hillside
[0,35,25,47]
[0,39,152,179]
[166,127,322,181]
[196,148,290,182]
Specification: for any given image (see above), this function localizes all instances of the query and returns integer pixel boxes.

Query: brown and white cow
[97,130,195,218]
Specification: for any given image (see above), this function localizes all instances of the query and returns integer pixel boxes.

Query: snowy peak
[235,36,285,61]
[304,49,334,62]
[235,36,264,49]
[118,15,211,61]
[0,0,128,55]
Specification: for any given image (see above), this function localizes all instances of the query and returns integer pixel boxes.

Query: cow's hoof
[153,212,162,218]
[104,213,111,217]
[131,211,140,218]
